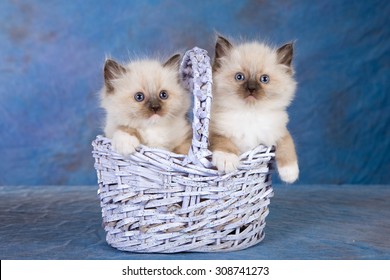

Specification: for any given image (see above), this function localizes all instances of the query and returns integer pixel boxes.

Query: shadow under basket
[92,47,275,253]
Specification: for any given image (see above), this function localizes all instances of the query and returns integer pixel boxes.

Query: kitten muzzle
[149,114,161,122]
[241,79,263,101]
[245,95,257,102]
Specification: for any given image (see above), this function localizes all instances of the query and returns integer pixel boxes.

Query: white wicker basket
[92,47,275,253]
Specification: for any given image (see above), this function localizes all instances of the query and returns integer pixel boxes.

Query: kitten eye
[134,92,145,102]
[260,74,270,84]
[159,90,169,100]
[235,72,245,81]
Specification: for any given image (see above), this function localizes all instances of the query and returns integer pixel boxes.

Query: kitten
[101,54,192,156]
[209,36,299,183]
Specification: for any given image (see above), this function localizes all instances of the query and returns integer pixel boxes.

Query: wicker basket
[92,47,275,253]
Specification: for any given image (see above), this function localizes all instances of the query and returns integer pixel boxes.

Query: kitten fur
[101,54,192,155]
[210,35,299,183]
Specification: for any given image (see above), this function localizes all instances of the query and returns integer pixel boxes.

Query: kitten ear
[276,42,294,68]
[104,59,126,93]
[213,35,233,71]
[215,35,233,58]
[163,54,181,69]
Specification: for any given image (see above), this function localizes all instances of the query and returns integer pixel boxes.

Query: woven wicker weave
[92,47,275,253]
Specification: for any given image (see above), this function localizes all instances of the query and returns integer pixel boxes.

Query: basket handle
[180,47,214,168]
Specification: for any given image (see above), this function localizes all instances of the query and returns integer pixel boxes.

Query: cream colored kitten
[210,36,299,183]
[101,54,192,155]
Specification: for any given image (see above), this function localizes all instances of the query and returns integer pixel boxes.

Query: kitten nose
[247,80,259,93]
[150,103,161,112]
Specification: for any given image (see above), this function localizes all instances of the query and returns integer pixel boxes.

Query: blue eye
[235,72,245,81]
[134,92,144,102]
[260,74,270,84]
[159,90,169,100]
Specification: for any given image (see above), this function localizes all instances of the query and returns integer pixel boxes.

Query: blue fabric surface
[1,185,389,260]
[0,0,389,186]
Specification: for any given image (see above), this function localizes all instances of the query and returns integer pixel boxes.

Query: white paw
[278,161,299,183]
[212,151,240,173]
[111,130,140,156]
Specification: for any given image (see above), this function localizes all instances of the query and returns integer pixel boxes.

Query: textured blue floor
[0,185,388,260]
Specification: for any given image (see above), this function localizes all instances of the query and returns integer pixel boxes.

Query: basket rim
[92,134,275,180]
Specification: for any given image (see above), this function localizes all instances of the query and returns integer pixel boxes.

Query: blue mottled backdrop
[0,0,389,185]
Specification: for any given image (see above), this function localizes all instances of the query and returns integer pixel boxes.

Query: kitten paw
[212,151,240,173]
[112,130,140,156]
[278,161,299,183]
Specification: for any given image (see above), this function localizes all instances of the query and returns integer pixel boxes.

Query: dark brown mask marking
[246,79,260,93]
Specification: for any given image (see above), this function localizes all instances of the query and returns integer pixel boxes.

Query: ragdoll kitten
[101,54,192,155]
[210,36,299,183]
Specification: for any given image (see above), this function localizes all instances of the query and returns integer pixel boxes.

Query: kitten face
[213,36,297,110]
[102,54,190,128]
